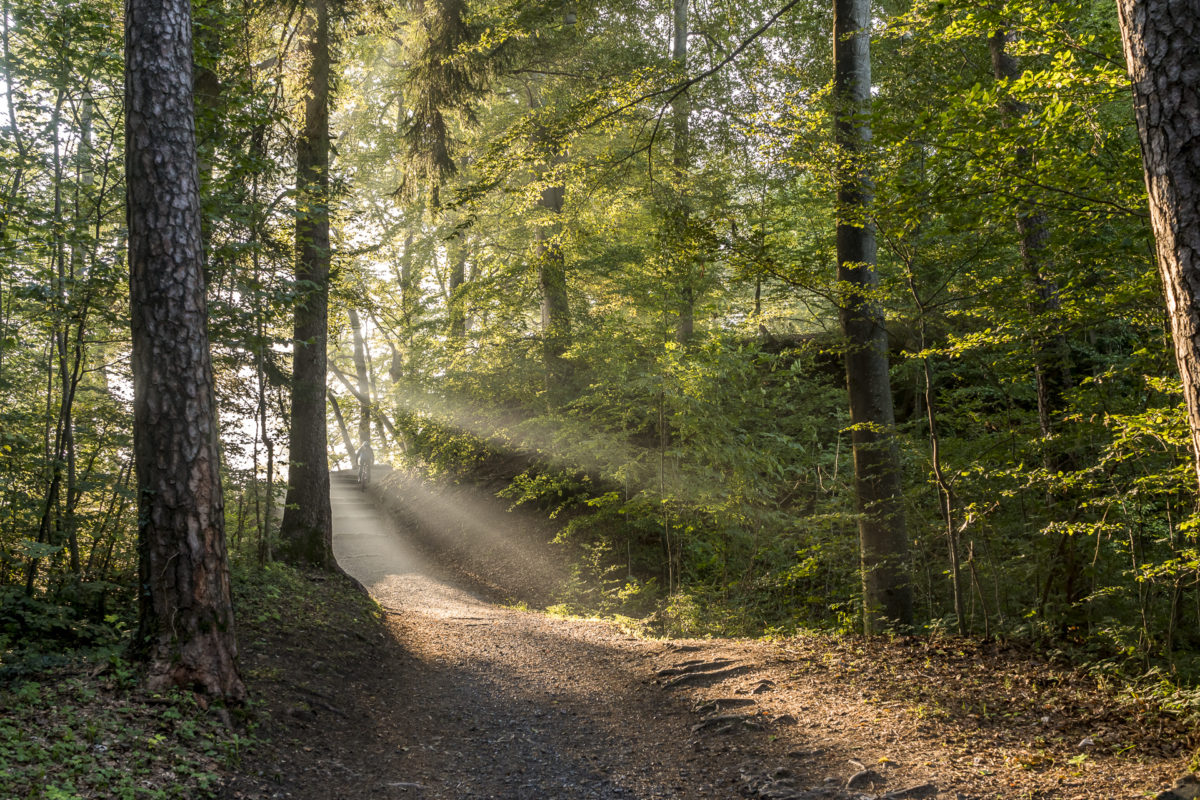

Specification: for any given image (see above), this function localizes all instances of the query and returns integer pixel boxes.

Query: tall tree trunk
[1116,0,1200,491]
[391,231,416,383]
[530,7,575,396]
[671,0,694,346]
[64,87,96,580]
[537,180,570,390]
[448,238,467,339]
[193,0,224,268]
[349,307,371,447]
[29,83,70,593]
[250,114,275,566]
[1,0,28,240]
[279,0,333,567]
[532,113,571,394]
[989,32,1073,449]
[990,31,1081,622]
[833,0,911,632]
[125,0,244,700]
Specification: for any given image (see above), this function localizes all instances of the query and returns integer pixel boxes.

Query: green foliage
[323,0,1200,682]
[0,662,237,799]
[0,0,1197,702]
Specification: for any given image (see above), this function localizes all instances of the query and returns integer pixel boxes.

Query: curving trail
[329,472,745,799]
[227,471,1183,800]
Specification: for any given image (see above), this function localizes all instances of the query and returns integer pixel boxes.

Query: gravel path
[330,473,749,799]
[224,471,1185,800]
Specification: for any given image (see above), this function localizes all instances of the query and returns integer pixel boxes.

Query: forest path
[225,471,1183,800]
[327,470,747,799]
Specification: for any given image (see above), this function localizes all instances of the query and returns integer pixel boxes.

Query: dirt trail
[330,472,742,798]
[226,472,1187,800]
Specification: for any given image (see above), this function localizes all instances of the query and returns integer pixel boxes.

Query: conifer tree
[126,0,244,699]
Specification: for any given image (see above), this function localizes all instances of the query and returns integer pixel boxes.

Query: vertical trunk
[29,85,70,593]
[0,0,21,388]
[193,0,224,269]
[391,231,416,383]
[989,32,1073,447]
[670,0,688,170]
[534,128,571,393]
[531,7,575,395]
[1116,0,1200,491]
[263,435,275,565]
[833,0,912,632]
[400,231,416,345]
[63,88,96,579]
[125,0,244,699]
[1,0,27,229]
[254,286,273,563]
[348,307,371,448]
[279,0,333,567]
[448,239,467,339]
[193,0,222,183]
[991,31,1081,624]
[671,0,694,346]
[247,71,273,565]
[328,389,357,468]
[903,265,966,635]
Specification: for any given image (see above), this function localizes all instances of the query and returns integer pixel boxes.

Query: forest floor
[220,469,1196,800]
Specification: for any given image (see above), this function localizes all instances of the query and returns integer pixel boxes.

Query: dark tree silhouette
[126,0,244,699]
[280,0,334,566]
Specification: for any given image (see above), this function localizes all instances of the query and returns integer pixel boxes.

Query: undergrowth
[0,559,341,800]
[395,417,1200,734]
[0,661,243,800]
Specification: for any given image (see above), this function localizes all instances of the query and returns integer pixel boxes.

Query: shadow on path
[326,470,764,799]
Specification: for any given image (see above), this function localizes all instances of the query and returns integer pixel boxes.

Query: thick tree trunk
[125,0,244,700]
[389,231,417,384]
[1116,0,1200,491]
[279,0,333,567]
[833,0,912,632]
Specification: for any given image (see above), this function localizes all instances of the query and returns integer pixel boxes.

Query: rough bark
[833,0,912,632]
[125,0,244,700]
[390,231,417,384]
[279,0,333,567]
[1116,0,1200,491]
